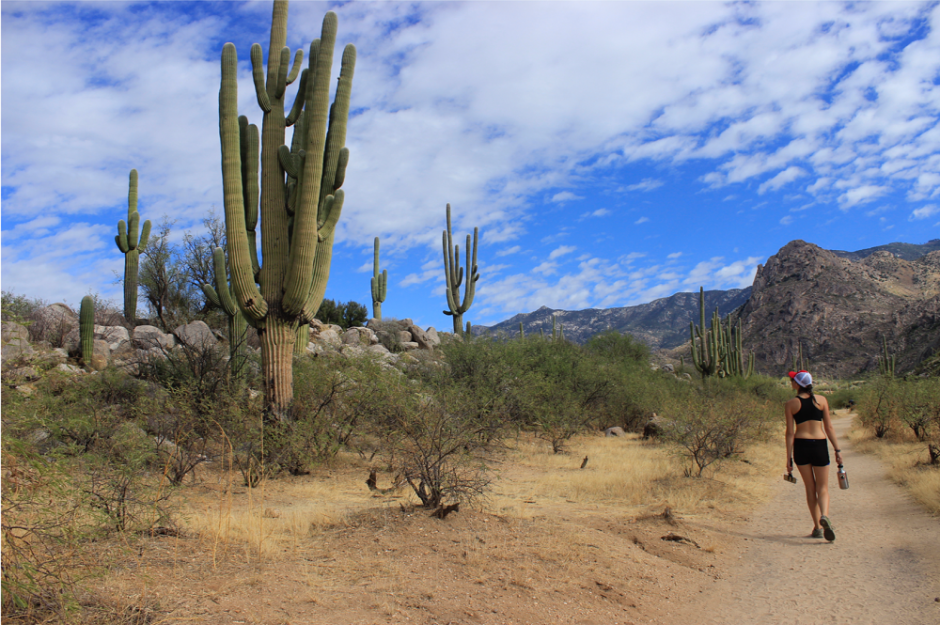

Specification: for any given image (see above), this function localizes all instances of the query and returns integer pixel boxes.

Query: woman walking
[785,370,842,541]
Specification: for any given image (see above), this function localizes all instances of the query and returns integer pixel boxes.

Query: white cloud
[496,245,522,257]
[590,208,611,217]
[839,185,890,208]
[780,215,794,225]
[759,166,808,194]
[548,245,576,260]
[635,217,649,225]
[625,178,664,192]
[667,252,683,259]
[910,204,940,220]
[551,191,583,203]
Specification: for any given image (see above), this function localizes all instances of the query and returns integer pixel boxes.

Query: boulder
[133,325,175,350]
[55,363,84,375]
[173,321,218,350]
[316,326,343,348]
[424,327,441,348]
[5,366,40,382]
[95,325,130,352]
[2,321,34,361]
[660,363,675,373]
[400,341,420,351]
[604,426,626,437]
[397,330,412,343]
[407,325,434,350]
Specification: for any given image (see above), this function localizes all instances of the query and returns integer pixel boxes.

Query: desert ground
[86,412,939,625]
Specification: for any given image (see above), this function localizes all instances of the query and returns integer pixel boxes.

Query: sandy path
[671,413,940,625]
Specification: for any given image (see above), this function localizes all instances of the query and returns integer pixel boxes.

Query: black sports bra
[793,396,823,425]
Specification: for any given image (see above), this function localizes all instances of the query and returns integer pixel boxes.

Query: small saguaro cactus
[442,204,480,334]
[202,247,248,378]
[114,169,152,322]
[519,321,524,339]
[371,237,387,320]
[79,296,95,367]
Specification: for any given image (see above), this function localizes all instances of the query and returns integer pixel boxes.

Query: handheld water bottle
[837,464,849,490]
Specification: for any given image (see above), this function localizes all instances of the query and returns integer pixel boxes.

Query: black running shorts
[793,438,829,467]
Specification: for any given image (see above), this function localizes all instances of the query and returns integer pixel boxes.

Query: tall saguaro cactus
[441,204,479,334]
[114,169,151,322]
[878,335,896,378]
[371,237,387,320]
[220,1,356,421]
[202,247,248,378]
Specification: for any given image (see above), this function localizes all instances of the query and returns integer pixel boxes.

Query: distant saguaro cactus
[689,287,753,380]
[371,237,387,320]
[878,335,896,378]
[114,169,151,322]
[220,2,356,421]
[202,247,248,378]
[442,204,479,334]
[79,296,94,367]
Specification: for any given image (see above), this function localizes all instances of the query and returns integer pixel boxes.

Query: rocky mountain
[830,239,940,262]
[477,288,751,349]
[737,240,940,378]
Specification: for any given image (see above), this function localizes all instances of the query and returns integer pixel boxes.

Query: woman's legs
[796,463,821,529]
[812,465,830,519]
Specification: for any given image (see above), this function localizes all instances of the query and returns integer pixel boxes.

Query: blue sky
[3,1,940,331]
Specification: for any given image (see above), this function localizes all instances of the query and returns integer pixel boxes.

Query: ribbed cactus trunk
[115,169,151,322]
[371,237,387,320]
[219,0,355,422]
[202,247,248,379]
[80,296,95,367]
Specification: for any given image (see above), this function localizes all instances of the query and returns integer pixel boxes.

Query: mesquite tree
[220,1,355,421]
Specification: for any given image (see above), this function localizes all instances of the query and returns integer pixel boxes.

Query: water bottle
[837,464,849,490]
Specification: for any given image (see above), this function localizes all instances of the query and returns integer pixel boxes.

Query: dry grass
[849,423,940,514]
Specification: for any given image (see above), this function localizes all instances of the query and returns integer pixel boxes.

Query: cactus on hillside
[878,335,896,378]
[519,321,524,339]
[371,237,387,320]
[791,342,805,372]
[220,1,356,421]
[114,169,152,322]
[80,296,94,367]
[442,204,479,334]
[202,247,248,378]
[689,286,753,379]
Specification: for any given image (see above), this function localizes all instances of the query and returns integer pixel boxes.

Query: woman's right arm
[784,400,795,473]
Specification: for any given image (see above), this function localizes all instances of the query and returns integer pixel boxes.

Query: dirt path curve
[670,413,940,625]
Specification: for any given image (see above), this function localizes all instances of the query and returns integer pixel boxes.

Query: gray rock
[95,325,130,352]
[407,324,434,350]
[400,341,420,351]
[424,327,441,348]
[604,426,626,437]
[661,363,675,373]
[173,320,218,350]
[55,363,84,374]
[339,344,367,358]
[2,321,30,343]
[133,325,175,350]
[316,327,343,348]
[397,330,412,343]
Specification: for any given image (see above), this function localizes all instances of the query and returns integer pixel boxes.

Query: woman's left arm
[821,398,843,465]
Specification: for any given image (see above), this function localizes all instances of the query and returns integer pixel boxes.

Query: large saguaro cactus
[441,204,479,334]
[202,247,248,378]
[220,1,356,421]
[371,237,387,320]
[114,169,151,322]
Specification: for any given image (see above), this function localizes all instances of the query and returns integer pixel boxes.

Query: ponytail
[801,383,818,407]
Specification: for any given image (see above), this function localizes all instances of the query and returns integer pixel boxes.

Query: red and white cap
[788,370,813,387]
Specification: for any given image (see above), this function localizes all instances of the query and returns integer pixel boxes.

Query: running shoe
[820,516,835,542]
[811,528,824,539]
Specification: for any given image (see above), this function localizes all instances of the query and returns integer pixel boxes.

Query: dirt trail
[670,413,940,625]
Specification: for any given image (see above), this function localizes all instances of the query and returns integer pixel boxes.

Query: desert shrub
[828,387,861,409]
[584,329,650,364]
[1,291,46,323]
[1,438,90,620]
[856,377,903,438]
[660,380,775,476]
[315,298,368,330]
[381,383,492,509]
[899,378,940,442]
[135,333,253,399]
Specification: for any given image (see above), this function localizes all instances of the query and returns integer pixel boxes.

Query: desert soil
[666,413,940,625]
[91,413,940,625]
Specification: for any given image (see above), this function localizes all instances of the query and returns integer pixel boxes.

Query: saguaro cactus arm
[115,168,151,321]
[79,296,94,366]
[371,236,387,319]
[441,204,480,330]
[220,43,268,323]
